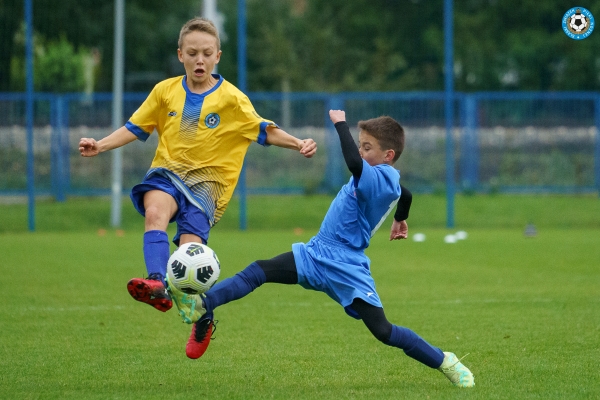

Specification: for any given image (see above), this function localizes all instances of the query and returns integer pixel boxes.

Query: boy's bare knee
[144,205,169,229]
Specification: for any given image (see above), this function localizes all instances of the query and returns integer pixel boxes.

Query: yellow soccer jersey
[125,74,276,225]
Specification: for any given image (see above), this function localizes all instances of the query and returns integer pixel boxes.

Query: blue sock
[386,325,444,368]
[203,262,266,314]
[143,230,170,284]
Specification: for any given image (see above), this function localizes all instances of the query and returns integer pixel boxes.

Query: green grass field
[1,194,599,399]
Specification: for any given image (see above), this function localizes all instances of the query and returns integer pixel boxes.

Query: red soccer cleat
[127,274,173,312]
[186,317,216,359]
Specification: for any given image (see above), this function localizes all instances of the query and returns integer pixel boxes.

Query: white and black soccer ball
[569,13,588,32]
[167,242,221,294]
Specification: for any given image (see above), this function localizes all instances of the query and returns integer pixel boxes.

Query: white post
[111,0,125,227]
[203,0,219,73]
[282,78,291,128]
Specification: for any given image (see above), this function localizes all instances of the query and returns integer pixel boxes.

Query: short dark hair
[357,116,405,162]
[178,17,220,50]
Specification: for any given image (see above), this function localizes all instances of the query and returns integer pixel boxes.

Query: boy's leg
[127,190,178,312]
[352,299,474,387]
[185,251,297,359]
[172,258,274,323]
[143,230,170,282]
[351,299,444,368]
[202,251,297,314]
[167,205,212,324]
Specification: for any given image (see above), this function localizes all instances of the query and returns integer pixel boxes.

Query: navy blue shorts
[130,174,210,246]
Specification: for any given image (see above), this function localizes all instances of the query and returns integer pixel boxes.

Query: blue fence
[1,91,599,200]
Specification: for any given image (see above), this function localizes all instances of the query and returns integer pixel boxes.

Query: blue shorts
[292,234,382,320]
[130,174,210,246]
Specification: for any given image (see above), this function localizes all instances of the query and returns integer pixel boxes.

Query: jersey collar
[181,74,223,97]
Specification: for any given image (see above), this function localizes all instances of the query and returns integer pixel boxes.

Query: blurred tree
[452,0,600,91]
[0,0,22,91]
[2,0,200,92]
[10,30,87,92]
[241,0,445,92]
[1,0,599,92]
[35,36,87,92]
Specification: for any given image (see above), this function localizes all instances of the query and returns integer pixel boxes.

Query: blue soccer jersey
[293,159,401,318]
[319,160,401,250]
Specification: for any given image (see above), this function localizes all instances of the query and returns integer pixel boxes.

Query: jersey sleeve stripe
[125,121,151,142]
[257,121,277,146]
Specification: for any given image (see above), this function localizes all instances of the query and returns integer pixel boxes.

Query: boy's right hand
[329,110,346,124]
[390,220,408,241]
[79,138,99,157]
[299,138,317,158]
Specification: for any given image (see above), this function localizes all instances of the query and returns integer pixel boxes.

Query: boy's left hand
[299,139,317,158]
[390,220,408,241]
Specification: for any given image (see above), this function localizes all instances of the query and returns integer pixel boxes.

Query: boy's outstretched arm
[79,126,138,157]
[265,126,317,158]
[390,185,413,241]
[329,110,363,181]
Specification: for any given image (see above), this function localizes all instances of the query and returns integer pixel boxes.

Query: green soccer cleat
[165,277,207,324]
[438,352,475,388]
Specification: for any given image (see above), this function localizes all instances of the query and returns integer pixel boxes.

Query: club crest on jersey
[168,111,177,117]
[205,113,220,129]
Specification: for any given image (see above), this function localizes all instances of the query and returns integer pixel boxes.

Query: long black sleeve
[394,185,413,222]
[334,121,363,181]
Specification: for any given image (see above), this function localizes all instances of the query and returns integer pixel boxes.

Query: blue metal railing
[1,91,599,199]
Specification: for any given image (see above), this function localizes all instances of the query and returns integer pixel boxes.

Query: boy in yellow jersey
[78,17,317,313]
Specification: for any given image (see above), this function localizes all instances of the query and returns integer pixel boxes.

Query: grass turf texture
[1,195,599,398]
[2,193,600,233]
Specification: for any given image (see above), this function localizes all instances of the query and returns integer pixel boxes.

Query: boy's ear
[384,149,395,163]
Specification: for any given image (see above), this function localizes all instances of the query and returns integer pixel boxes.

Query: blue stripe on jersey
[125,121,150,142]
[180,75,224,141]
[179,94,204,141]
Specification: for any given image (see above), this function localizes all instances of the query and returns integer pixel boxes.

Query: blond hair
[178,17,220,50]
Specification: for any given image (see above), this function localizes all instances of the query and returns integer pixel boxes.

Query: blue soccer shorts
[130,173,211,246]
[292,234,382,320]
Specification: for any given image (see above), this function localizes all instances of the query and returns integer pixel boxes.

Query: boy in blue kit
[78,18,316,312]
[170,110,475,388]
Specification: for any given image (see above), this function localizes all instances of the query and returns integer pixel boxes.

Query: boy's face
[178,30,221,88]
[358,130,394,167]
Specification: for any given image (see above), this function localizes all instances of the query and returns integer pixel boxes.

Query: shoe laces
[456,353,470,364]
[443,353,470,370]
[194,318,218,342]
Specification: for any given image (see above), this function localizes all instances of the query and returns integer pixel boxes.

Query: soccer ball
[569,14,587,33]
[167,242,221,294]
